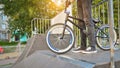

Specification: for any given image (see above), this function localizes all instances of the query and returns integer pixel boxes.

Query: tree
[0,0,64,37]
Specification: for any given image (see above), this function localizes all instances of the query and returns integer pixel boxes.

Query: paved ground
[0,50,120,68]
[0,52,19,68]
[0,52,19,60]
[0,58,17,65]
[12,49,120,68]
[0,34,119,68]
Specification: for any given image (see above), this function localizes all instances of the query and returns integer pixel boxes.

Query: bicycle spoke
[46,24,75,53]
[96,25,117,50]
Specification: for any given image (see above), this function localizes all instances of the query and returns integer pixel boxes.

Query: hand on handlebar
[64,0,75,13]
[65,0,71,7]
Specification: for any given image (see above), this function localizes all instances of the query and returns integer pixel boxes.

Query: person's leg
[77,0,87,50]
[72,0,86,53]
[81,0,97,53]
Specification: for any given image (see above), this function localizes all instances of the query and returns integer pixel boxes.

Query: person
[68,0,97,53]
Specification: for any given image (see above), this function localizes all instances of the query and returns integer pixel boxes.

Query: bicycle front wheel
[96,25,117,50]
[46,23,75,54]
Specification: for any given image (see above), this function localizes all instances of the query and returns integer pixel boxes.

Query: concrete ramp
[11,34,120,68]
[12,50,84,68]
[13,34,48,65]
[12,50,120,68]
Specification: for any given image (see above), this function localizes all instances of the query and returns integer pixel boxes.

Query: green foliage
[0,40,26,46]
[21,41,27,44]
[0,41,18,46]
[92,0,119,36]
[0,0,64,37]
[0,0,119,38]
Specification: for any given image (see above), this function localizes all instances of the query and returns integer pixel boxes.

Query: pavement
[0,34,119,68]
[0,52,19,60]
[0,49,120,68]
[0,52,20,66]
[12,49,120,68]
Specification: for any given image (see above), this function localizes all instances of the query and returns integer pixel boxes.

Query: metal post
[108,0,115,68]
[118,0,120,46]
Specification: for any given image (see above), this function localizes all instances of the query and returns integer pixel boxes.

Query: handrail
[92,0,108,8]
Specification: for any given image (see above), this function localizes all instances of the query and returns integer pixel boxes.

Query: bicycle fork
[60,12,70,39]
[60,19,68,39]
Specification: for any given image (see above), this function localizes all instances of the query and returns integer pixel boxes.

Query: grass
[0,41,26,53]
[0,41,26,46]
[0,41,18,46]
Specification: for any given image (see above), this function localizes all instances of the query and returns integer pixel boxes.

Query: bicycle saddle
[93,18,101,23]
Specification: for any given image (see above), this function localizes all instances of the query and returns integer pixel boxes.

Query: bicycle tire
[96,25,117,51]
[46,23,75,54]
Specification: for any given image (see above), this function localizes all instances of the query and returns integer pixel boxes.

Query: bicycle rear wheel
[46,23,75,54]
[96,25,117,50]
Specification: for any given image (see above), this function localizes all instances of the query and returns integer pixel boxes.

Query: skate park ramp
[12,34,48,65]
[12,34,120,68]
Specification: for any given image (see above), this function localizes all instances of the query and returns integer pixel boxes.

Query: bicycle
[46,0,117,54]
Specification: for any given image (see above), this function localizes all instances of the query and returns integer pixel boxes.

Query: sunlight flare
[51,0,65,6]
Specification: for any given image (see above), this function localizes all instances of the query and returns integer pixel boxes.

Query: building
[0,4,9,41]
[0,4,27,42]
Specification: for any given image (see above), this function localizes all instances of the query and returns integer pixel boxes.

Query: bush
[0,41,18,46]
[21,41,27,44]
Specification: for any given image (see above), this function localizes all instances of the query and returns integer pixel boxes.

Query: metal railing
[92,0,119,36]
[31,18,51,36]
[30,0,119,46]
[73,0,120,45]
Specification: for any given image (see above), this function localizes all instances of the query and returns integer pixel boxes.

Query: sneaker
[82,47,97,54]
[72,47,85,53]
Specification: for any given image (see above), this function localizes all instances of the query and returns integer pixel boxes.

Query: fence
[92,0,120,45]
[92,0,119,28]
[31,0,119,45]
[31,18,51,36]
[73,0,120,45]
